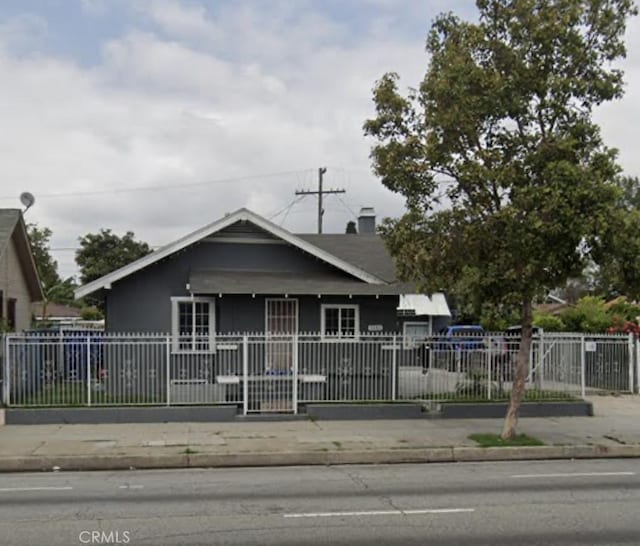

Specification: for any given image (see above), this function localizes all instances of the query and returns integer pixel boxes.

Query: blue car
[437,325,485,352]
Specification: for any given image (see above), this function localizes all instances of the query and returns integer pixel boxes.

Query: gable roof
[0,209,43,301]
[0,209,21,254]
[75,208,386,299]
[298,234,396,282]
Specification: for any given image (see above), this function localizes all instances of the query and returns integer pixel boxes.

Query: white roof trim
[75,208,384,299]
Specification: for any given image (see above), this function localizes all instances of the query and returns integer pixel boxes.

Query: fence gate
[246,299,299,413]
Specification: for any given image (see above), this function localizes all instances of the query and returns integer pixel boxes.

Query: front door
[259,298,298,413]
[265,298,298,371]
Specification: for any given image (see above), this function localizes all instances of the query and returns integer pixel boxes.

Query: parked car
[436,325,485,351]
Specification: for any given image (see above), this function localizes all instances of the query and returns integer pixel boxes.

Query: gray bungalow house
[75,208,450,343]
[0,209,43,331]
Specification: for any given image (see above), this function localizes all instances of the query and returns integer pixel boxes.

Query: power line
[0,168,315,200]
[267,195,307,220]
[279,198,301,226]
[333,194,359,218]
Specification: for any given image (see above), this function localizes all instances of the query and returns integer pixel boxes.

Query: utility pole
[295,167,345,233]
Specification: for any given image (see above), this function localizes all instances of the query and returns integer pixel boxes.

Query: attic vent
[216,221,278,239]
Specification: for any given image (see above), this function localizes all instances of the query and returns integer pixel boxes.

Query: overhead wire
[0,168,315,200]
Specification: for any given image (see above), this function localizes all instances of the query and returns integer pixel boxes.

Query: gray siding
[0,237,33,331]
[106,241,400,333]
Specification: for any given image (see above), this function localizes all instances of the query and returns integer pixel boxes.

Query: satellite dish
[20,192,35,213]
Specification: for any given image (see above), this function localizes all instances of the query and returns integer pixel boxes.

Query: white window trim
[320,304,360,341]
[171,296,216,353]
[402,320,432,349]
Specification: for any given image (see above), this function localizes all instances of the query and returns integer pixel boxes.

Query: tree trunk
[501,298,533,440]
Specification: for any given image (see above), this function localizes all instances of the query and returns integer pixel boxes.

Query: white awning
[397,293,451,317]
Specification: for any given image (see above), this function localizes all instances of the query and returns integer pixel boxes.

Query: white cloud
[1,0,638,281]
[145,0,213,41]
[0,1,421,278]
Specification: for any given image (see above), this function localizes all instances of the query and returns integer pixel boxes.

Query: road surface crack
[337,467,402,513]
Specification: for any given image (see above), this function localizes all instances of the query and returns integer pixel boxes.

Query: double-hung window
[171,297,215,352]
[321,304,359,340]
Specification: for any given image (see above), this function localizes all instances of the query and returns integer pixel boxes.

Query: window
[171,297,215,352]
[321,304,359,339]
[7,298,16,331]
[403,321,431,349]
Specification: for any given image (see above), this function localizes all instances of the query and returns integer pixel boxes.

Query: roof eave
[74,208,384,299]
[12,214,44,301]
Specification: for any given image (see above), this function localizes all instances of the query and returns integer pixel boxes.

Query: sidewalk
[0,396,638,471]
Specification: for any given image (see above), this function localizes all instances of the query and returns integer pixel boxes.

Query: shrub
[80,306,103,321]
[559,296,613,333]
[532,312,566,332]
[606,298,640,322]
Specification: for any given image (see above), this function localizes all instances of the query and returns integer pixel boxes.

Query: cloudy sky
[1,0,639,279]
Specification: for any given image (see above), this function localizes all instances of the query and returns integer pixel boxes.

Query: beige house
[0,210,43,331]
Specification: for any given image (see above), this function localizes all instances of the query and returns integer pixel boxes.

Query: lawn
[21,381,163,406]
[469,433,545,447]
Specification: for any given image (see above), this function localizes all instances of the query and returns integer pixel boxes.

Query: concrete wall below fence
[305,403,424,420]
[6,406,238,425]
[439,401,594,419]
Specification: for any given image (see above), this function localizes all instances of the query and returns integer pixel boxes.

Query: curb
[0,444,639,472]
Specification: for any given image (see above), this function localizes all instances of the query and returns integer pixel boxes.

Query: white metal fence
[1,331,637,413]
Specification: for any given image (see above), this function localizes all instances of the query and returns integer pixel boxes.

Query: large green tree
[592,176,640,299]
[76,229,151,310]
[364,0,636,439]
[27,224,77,317]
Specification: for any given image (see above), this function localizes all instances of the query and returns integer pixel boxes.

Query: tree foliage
[364,0,636,438]
[27,224,77,310]
[592,176,640,299]
[76,229,151,310]
[28,224,60,294]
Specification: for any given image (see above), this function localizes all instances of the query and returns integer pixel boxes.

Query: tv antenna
[20,192,35,214]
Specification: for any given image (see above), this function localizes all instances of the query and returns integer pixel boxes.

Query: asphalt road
[0,459,638,545]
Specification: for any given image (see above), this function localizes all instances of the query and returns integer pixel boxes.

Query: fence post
[166,336,171,406]
[2,335,9,407]
[628,333,634,394]
[86,337,91,407]
[538,331,545,390]
[486,337,492,401]
[636,336,640,394]
[580,335,586,399]
[391,335,397,401]
[242,335,249,416]
[292,334,298,414]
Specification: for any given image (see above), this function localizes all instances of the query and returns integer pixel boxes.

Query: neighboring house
[75,207,450,345]
[32,302,82,323]
[0,209,43,331]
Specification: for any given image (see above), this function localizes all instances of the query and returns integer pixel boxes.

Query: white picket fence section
[1,331,637,413]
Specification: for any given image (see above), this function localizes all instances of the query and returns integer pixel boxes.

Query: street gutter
[1,444,639,473]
